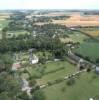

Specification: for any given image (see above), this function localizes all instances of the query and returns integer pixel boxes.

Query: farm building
[68,50,81,63]
[95,67,99,74]
[68,50,87,69]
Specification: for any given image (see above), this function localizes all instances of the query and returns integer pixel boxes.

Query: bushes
[47,81,53,86]
[33,90,46,100]
[66,78,75,86]
[47,78,64,86]
[54,78,64,84]
[61,87,66,92]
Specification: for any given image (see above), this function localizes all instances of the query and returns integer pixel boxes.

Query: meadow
[53,14,99,27]
[43,72,99,100]
[6,30,30,38]
[68,32,88,43]
[21,60,77,85]
[37,61,77,85]
[0,19,9,29]
[74,41,99,62]
[60,31,88,43]
[0,19,10,39]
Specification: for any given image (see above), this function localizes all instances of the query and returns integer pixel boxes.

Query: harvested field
[31,12,67,17]
[0,13,11,20]
[84,31,99,36]
[78,27,99,36]
[0,16,9,20]
[53,14,99,27]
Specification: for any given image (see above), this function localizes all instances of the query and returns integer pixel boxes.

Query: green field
[68,32,88,43]
[0,19,10,39]
[0,19,9,29]
[43,72,99,100]
[6,30,30,38]
[74,41,99,62]
[22,60,77,85]
[37,61,77,85]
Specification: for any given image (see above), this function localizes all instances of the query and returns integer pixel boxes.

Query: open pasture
[43,72,99,100]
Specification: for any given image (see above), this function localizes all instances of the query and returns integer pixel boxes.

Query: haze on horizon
[0,0,99,10]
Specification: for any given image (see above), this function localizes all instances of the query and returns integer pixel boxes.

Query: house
[95,67,99,74]
[29,54,39,64]
[28,48,38,64]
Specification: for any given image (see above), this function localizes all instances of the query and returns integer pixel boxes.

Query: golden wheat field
[83,30,99,36]
[0,13,11,20]
[53,14,99,27]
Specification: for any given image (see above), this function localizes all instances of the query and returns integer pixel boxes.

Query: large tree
[33,90,46,100]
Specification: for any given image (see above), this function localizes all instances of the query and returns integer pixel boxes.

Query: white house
[29,54,39,64]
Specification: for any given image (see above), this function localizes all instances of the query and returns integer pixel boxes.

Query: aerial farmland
[0,10,99,100]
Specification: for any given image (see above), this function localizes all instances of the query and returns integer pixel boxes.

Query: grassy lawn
[0,34,2,39]
[37,61,77,85]
[74,41,99,62]
[43,72,99,100]
[0,19,9,29]
[68,32,88,43]
[6,30,30,38]
[22,60,77,85]
[44,61,64,73]
[0,19,10,39]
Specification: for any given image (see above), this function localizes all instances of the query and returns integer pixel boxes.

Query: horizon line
[0,8,99,11]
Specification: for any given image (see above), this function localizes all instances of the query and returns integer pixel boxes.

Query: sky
[0,0,99,10]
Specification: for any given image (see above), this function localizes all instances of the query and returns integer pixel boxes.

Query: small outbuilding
[89,98,94,100]
[95,67,99,74]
